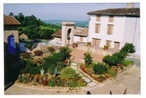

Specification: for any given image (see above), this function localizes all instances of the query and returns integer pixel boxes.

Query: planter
[103,45,108,50]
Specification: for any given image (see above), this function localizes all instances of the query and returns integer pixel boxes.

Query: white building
[87,5,140,55]
[52,24,88,46]
[74,27,88,43]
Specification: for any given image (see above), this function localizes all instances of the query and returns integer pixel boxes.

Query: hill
[43,20,89,28]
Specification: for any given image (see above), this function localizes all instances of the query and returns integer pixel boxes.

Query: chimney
[127,3,135,8]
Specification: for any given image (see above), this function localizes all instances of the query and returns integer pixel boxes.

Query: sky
[4,3,140,21]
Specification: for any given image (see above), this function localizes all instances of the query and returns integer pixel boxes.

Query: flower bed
[34,50,43,56]
[16,46,87,88]
[17,67,87,88]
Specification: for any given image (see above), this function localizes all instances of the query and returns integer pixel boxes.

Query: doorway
[7,35,16,54]
[92,38,101,47]
[114,41,120,50]
[67,28,71,45]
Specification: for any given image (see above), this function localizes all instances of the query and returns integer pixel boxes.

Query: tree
[121,43,135,53]
[9,12,14,17]
[17,13,24,22]
[28,15,39,27]
[39,28,54,39]
[14,13,60,40]
[84,51,92,66]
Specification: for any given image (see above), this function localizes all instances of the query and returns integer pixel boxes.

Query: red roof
[4,15,20,25]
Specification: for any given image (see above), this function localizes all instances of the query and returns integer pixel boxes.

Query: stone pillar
[61,22,75,46]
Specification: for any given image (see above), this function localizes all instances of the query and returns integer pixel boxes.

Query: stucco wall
[88,15,126,49]
[122,17,140,55]
[4,30,19,43]
[61,25,74,46]
[88,15,140,51]
[74,36,87,43]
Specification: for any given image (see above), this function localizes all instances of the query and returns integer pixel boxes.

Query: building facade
[87,6,140,55]
[4,15,20,54]
[74,27,88,43]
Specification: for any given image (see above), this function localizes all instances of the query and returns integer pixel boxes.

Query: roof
[52,29,62,38]
[87,8,140,17]
[4,15,20,25]
[52,27,88,38]
[74,27,88,37]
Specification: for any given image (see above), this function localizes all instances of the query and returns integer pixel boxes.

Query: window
[95,24,100,33]
[96,15,100,21]
[80,36,83,41]
[109,16,114,22]
[107,24,113,35]
[114,42,120,49]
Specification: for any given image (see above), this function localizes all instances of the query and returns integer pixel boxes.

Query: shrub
[68,80,77,87]
[48,46,55,53]
[26,58,33,69]
[121,43,135,53]
[108,70,117,77]
[103,51,127,66]
[43,52,66,69]
[77,79,87,87]
[34,50,43,56]
[21,59,34,73]
[59,66,80,80]
[47,62,66,75]
[93,62,109,74]
[97,75,105,82]
[59,46,72,60]
[21,52,31,59]
[112,51,127,60]
[48,79,56,87]
[121,59,134,67]
[29,65,43,75]
[84,51,92,66]
[103,55,119,66]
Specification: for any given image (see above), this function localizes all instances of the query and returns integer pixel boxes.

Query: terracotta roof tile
[4,15,20,25]
[87,8,140,17]
[74,27,88,37]
[52,29,62,38]
[52,27,88,38]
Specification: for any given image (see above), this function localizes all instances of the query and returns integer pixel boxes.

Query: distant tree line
[9,12,61,39]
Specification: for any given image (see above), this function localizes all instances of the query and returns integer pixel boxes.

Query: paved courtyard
[70,45,111,63]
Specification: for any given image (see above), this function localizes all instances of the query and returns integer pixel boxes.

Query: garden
[16,46,87,88]
[80,43,135,82]
[16,42,135,88]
